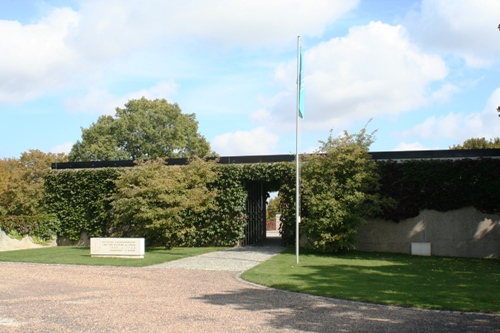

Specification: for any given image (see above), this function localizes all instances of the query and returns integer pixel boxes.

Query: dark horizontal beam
[51,149,500,170]
[369,149,500,160]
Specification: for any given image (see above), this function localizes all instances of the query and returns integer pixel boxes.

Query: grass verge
[0,246,226,267]
[241,248,500,314]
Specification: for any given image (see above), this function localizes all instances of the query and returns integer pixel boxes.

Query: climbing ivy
[42,157,500,247]
[0,214,60,242]
[376,158,500,221]
[44,168,121,240]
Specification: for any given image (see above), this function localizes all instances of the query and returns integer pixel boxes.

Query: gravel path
[1,239,499,332]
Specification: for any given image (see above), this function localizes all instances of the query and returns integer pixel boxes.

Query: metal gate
[244,181,266,246]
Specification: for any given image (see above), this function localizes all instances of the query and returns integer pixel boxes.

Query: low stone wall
[57,231,90,246]
[356,207,500,258]
[0,228,56,252]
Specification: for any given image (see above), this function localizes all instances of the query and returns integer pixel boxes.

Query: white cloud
[211,127,279,155]
[70,0,359,60]
[260,21,449,132]
[127,81,179,102]
[65,80,178,115]
[50,141,74,154]
[430,84,461,104]
[65,87,120,115]
[400,88,500,145]
[0,1,358,106]
[0,8,79,104]
[406,0,500,68]
[393,141,427,151]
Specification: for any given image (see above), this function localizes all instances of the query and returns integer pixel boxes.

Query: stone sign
[411,242,431,256]
[90,238,145,259]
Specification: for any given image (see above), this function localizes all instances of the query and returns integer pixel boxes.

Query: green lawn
[0,246,225,267]
[241,248,500,314]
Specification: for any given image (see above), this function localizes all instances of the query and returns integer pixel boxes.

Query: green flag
[298,43,304,119]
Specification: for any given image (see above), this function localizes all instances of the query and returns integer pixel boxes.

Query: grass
[241,248,500,314]
[0,246,225,267]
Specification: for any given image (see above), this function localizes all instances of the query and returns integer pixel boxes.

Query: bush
[300,129,385,253]
[0,214,60,242]
[111,158,219,248]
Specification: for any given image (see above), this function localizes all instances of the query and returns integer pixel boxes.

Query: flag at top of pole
[298,38,304,119]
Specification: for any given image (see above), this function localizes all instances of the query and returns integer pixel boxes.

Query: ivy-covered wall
[44,168,121,241]
[43,158,500,247]
[376,159,500,221]
[43,162,295,246]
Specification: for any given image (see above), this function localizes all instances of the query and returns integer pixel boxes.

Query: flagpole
[295,36,301,264]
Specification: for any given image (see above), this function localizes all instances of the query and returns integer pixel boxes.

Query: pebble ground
[0,233,499,332]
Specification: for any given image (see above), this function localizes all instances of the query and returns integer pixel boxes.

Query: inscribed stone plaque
[411,242,431,256]
[91,238,145,259]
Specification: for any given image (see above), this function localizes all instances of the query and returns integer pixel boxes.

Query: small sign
[411,242,431,256]
[90,238,145,259]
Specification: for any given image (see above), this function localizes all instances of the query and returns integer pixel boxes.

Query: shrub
[0,214,60,242]
[110,158,219,248]
[300,128,384,253]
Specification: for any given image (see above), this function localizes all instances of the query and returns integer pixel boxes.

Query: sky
[1,0,499,159]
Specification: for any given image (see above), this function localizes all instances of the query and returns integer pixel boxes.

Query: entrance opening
[244,182,282,246]
[266,191,280,244]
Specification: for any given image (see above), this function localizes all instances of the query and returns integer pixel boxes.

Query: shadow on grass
[242,249,500,313]
[193,286,500,333]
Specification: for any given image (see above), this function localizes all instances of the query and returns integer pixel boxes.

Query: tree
[110,158,218,248]
[450,137,500,150]
[69,97,213,161]
[0,150,68,216]
[300,128,383,253]
[266,195,281,220]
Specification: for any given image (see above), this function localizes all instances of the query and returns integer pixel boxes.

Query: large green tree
[69,97,213,161]
[450,137,500,150]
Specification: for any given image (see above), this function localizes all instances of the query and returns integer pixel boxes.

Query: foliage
[190,164,247,247]
[69,97,214,161]
[110,158,219,248]
[300,129,384,253]
[450,137,500,149]
[42,146,500,249]
[240,162,296,245]
[376,158,500,220]
[0,150,66,241]
[44,168,121,240]
[266,195,281,220]
[0,214,60,241]
[0,150,67,217]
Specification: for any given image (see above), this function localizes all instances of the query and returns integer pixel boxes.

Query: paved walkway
[0,233,499,332]
[149,232,284,271]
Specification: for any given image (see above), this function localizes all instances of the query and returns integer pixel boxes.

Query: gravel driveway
[0,243,499,333]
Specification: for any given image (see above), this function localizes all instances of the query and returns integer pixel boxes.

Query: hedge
[0,213,60,242]
[41,158,500,246]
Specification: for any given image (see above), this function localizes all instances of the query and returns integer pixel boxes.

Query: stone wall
[356,207,500,258]
[57,231,90,246]
[0,228,56,252]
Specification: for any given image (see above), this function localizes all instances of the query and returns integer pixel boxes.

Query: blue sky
[1,0,499,159]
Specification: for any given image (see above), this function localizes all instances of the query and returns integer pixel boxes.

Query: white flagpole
[295,36,301,264]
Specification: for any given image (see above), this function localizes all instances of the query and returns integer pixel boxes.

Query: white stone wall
[356,207,500,258]
[0,227,56,252]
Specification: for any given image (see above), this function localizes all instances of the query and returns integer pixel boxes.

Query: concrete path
[0,232,499,332]
[149,245,283,271]
[150,232,284,271]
